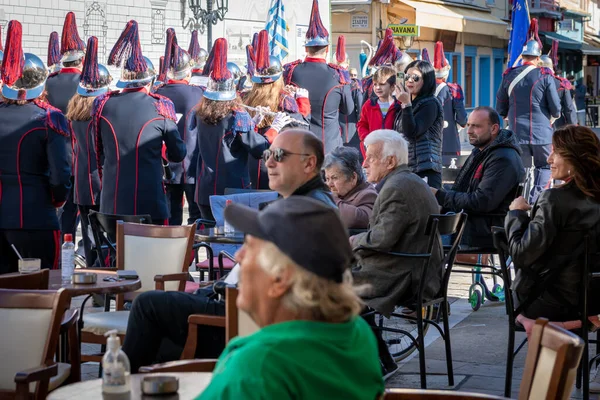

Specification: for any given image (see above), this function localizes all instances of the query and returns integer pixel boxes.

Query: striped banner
[265,0,289,60]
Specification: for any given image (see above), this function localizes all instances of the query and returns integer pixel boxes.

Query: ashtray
[141,375,179,395]
[71,272,97,284]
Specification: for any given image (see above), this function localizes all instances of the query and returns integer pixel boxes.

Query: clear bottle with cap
[449,158,458,169]
[224,199,234,234]
[102,329,131,394]
[61,234,75,282]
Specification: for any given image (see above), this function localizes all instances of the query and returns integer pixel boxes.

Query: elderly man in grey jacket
[350,129,442,378]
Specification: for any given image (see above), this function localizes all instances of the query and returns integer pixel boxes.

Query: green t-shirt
[197,317,384,399]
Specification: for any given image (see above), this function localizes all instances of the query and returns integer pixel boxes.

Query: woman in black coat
[505,125,600,321]
[394,60,443,189]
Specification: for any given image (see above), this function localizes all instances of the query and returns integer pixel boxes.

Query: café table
[195,227,244,245]
[47,372,213,400]
[47,269,142,298]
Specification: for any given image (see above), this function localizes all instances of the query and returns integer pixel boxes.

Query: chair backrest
[519,318,584,400]
[116,222,196,293]
[223,188,273,195]
[385,388,509,399]
[225,286,259,343]
[0,270,49,290]
[89,211,151,267]
[424,212,468,298]
[0,289,70,396]
[492,227,517,322]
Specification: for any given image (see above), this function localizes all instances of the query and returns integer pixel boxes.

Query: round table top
[47,372,212,400]
[48,269,141,297]
[195,227,244,245]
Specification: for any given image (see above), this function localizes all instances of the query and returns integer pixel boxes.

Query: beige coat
[351,165,443,317]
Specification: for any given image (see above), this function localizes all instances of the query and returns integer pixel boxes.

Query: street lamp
[182,0,229,50]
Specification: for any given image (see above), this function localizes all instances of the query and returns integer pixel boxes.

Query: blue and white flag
[507,0,530,68]
[265,0,289,60]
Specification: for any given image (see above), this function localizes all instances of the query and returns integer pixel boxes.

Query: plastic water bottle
[224,200,235,234]
[61,234,75,282]
[449,158,458,169]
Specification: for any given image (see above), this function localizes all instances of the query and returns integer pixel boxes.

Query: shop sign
[388,24,419,36]
[351,14,369,29]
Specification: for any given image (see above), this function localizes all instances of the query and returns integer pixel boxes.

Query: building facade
[0,0,330,74]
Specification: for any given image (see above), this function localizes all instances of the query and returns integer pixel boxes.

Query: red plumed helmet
[305,0,329,47]
[1,20,24,87]
[433,41,450,78]
[255,30,270,72]
[369,28,395,67]
[336,35,347,65]
[60,12,85,62]
[204,38,236,101]
[47,31,61,68]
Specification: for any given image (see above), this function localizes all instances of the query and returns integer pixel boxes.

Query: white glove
[251,106,269,126]
[271,112,294,133]
[295,88,309,100]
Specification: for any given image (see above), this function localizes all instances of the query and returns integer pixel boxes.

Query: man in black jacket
[433,106,525,249]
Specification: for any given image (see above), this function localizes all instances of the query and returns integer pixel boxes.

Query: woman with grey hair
[323,147,378,229]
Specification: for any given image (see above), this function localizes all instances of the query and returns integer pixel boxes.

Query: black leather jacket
[394,95,443,174]
[505,182,600,319]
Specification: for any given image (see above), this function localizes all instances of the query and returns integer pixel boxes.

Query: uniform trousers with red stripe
[0,230,60,274]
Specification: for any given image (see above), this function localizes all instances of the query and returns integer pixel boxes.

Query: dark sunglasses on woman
[405,74,421,82]
[262,148,311,163]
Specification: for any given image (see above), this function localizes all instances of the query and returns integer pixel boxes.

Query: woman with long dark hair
[505,125,600,322]
[243,30,310,189]
[394,60,443,188]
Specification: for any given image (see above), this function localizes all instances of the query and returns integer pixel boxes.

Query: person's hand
[509,196,531,211]
[270,112,294,133]
[251,106,270,126]
[395,83,411,105]
[295,88,309,100]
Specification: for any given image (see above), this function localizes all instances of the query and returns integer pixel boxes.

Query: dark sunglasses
[405,74,421,82]
[262,148,311,163]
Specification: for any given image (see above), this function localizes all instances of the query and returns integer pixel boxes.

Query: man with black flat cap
[198,197,384,399]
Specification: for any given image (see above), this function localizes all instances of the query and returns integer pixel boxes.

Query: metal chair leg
[417,306,427,389]
[442,300,454,386]
[505,324,515,397]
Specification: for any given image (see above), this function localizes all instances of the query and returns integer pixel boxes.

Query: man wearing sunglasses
[122,129,335,372]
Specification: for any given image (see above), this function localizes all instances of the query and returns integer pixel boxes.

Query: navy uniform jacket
[284,58,354,153]
[45,68,81,113]
[553,76,577,128]
[496,64,561,145]
[155,80,204,185]
[191,109,270,206]
[339,78,363,144]
[94,89,186,220]
[72,120,101,206]
[0,101,72,230]
[436,81,467,155]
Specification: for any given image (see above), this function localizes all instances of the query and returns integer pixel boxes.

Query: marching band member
[336,35,363,154]
[433,41,467,166]
[155,29,204,226]
[94,20,186,225]
[243,30,310,189]
[67,36,111,267]
[0,21,72,273]
[47,31,62,74]
[188,30,209,86]
[283,0,353,153]
[540,40,577,129]
[192,38,273,220]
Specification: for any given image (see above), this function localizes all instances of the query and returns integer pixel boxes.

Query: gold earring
[568,170,571,176]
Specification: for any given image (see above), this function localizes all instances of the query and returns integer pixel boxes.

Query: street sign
[351,14,369,29]
[388,24,419,37]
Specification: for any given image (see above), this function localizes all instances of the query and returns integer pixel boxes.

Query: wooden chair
[0,270,81,391]
[80,221,196,363]
[518,318,584,400]
[0,270,49,290]
[0,288,71,399]
[384,389,509,399]
[139,286,259,373]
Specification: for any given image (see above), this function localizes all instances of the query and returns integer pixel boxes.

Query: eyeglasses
[405,74,421,82]
[262,148,311,163]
